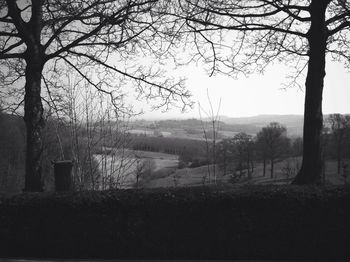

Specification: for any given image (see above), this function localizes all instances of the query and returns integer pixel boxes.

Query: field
[143,157,350,188]
[95,144,350,189]
[95,136,350,190]
[94,149,179,188]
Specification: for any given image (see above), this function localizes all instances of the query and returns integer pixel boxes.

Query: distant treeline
[149,118,262,134]
[129,134,207,158]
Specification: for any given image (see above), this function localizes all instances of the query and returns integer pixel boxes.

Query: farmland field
[94,149,179,188]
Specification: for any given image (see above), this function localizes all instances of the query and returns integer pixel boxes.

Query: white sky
[136,58,350,120]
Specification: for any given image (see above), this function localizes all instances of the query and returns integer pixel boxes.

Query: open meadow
[142,157,350,188]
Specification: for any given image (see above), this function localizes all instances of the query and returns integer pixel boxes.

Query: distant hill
[131,115,305,137]
[220,114,303,125]
[219,115,304,137]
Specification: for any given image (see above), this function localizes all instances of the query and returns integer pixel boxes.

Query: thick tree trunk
[293,1,328,185]
[23,52,45,192]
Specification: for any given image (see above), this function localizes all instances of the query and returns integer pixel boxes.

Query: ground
[143,157,350,188]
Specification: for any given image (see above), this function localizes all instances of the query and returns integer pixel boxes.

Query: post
[54,160,73,192]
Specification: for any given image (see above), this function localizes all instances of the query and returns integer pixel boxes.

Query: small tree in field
[134,158,154,189]
[232,132,254,179]
[198,90,221,184]
[216,138,235,176]
[256,123,289,178]
[0,0,190,191]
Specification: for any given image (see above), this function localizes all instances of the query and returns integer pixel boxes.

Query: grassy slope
[145,158,350,188]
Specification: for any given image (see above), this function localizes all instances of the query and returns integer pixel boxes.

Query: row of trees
[213,114,350,183]
[216,123,297,180]
[130,135,207,157]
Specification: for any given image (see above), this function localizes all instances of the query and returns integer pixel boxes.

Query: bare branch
[328,20,350,36]
[4,0,30,43]
[0,52,24,59]
[67,50,187,98]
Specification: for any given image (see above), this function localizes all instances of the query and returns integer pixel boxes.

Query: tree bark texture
[23,48,45,192]
[293,0,328,185]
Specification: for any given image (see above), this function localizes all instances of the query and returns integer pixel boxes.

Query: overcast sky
[136,57,350,120]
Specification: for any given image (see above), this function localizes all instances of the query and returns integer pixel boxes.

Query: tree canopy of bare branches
[0,0,191,191]
[165,0,350,184]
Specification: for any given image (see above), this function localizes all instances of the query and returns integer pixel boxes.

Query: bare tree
[134,158,154,189]
[256,133,268,177]
[0,0,191,191]
[232,132,253,180]
[256,123,289,179]
[62,74,139,190]
[166,0,350,184]
[327,114,350,175]
[198,90,221,185]
[216,138,235,177]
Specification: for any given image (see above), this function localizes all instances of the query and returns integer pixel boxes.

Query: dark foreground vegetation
[0,185,349,260]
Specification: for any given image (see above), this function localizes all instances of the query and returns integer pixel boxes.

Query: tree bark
[270,159,274,179]
[263,158,266,176]
[223,150,227,176]
[247,159,251,179]
[23,49,45,192]
[293,0,328,185]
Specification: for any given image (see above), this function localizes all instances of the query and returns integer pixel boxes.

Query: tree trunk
[239,161,242,177]
[247,157,251,179]
[337,143,341,175]
[263,158,266,176]
[223,150,227,176]
[246,149,251,179]
[293,0,328,185]
[270,159,274,179]
[23,52,45,192]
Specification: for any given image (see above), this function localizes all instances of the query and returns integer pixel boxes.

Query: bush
[0,185,350,260]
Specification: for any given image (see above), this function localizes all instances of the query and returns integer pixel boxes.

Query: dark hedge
[0,185,350,260]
